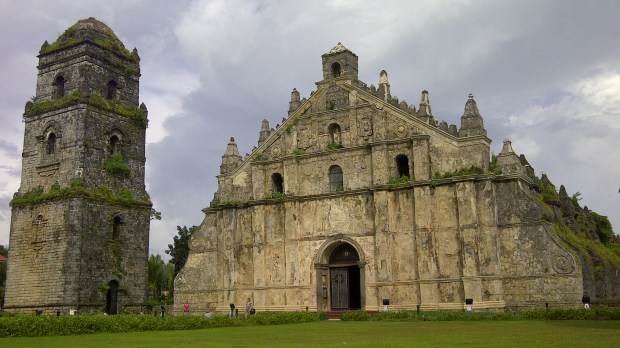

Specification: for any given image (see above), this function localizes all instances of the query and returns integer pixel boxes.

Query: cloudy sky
[1,0,618,259]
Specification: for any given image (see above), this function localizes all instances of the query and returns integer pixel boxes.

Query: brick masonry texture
[4,18,150,315]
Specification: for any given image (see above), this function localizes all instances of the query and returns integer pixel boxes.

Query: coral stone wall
[176,177,582,314]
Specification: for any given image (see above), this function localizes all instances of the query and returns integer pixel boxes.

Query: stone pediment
[244,81,433,167]
[232,76,472,179]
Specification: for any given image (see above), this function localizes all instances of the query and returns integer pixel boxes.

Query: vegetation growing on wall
[208,199,246,208]
[253,153,267,161]
[25,92,148,127]
[110,238,124,279]
[326,142,343,151]
[10,180,150,208]
[388,176,411,185]
[591,212,614,244]
[25,91,82,115]
[263,191,288,200]
[40,19,137,62]
[536,177,560,205]
[553,223,620,272]
[434,166,484,179]
[104,154,130,177]
[530,173,619,277]
[488,154,502,175]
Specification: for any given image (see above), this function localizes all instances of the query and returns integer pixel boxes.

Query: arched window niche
[109,135,121,155]
[107,80,118,100]
[53,76,65,99]
[329,165,344,192]
[271,173,284,194]
[112,216,122,240]
[46,132,57,155]
[395,154,410,178]
[328,123,342,146]
[331,62,341,77]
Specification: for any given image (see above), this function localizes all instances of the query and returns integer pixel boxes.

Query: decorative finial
[379,70,389,84]
[500,138,515,154]
[40,40,49,52]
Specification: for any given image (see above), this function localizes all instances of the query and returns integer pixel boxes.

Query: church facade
[174,43,584,313]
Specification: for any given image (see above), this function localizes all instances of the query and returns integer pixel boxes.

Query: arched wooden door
[329,243,361,310]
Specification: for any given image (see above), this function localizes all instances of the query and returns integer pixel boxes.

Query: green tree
[166,226,197,276]
[147,254,174,301]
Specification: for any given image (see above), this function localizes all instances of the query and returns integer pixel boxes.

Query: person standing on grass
[245,298,252,318]
[183,301,190,315]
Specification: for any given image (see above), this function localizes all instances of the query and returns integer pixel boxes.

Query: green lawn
[1,320,618,347]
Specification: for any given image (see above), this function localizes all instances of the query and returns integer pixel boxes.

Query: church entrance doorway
[329,243,361,310]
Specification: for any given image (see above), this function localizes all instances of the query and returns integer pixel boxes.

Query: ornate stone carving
[396,124,408,137]
[271,146,282,158]
[325,85,349,110]
[297,127,315,149]
[358,115,373,138]
[552,254,575,274]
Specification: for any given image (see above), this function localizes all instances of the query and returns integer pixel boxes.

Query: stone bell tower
[321,42,359,81]
[4,18,151,315]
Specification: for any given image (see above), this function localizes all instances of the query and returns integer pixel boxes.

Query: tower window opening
[53,76,65,99]
[110,135,120,155]
[272,173,284,193]
[331,62,341,77]
[107,80,118,100]
[396,154,410,178]
[329,165,344,192]
[328,123,342,145]
[46,132,57,155]
[112,216,122,240]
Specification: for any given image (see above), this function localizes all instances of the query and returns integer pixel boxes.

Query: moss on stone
[434,166,484,179]
[104,154,131,177]
[326,142,343,151]
[10,180,150,208]
[488,154,502,175]
[388,175,411,185]
[41,18,137,62]
[25,92,148,127]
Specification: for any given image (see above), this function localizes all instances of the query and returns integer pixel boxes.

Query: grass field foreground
[1,320,618,347]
